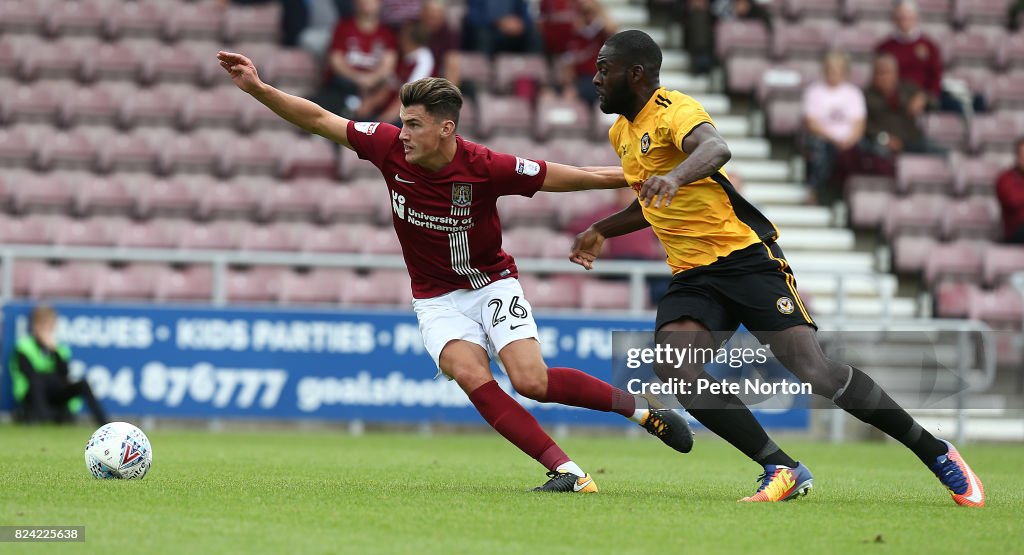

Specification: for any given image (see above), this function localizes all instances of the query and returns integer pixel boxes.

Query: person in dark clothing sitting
[9,305,108,426]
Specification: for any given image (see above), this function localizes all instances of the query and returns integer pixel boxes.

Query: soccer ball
[84,422,153,480]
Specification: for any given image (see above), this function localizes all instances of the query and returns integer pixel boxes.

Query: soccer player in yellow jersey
[570,30,985,507]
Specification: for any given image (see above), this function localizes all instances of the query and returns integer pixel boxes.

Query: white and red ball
[85,422,153,480]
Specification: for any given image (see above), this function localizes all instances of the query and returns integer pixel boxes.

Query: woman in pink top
[801,51,866,205]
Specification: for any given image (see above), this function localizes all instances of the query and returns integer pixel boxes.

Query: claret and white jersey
[346,121,547,299]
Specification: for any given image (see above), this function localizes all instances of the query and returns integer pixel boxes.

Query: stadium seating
[848,190,892,230]
[941,196,1000,240]
[518,274,583,310]
[277,268,351,305]
[923,240,985,286]
[91,263,162,302]
[953,152,1013,196]
[29,262,101,300]
[892,234,939,274]
[579,279,637,311]
[155,265,214,303]
[968,284,1023,330]
[983,245,1024,287]
[340,270,411,306]
[954,0,1012,27]
[896,155,954,195]
[0,0,1019,340]
[882,194,948,239]
[115,219,180,250]
[225,266,285,304]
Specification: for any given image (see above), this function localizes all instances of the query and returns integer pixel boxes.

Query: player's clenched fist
[569,227,606,271]
[638,174,681,209]
[217,51,262,94]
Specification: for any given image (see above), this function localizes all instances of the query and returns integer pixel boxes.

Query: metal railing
[814,318,997,445]
[0,245,999,442]
[0,245,897,316]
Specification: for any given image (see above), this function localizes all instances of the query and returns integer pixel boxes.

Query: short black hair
[604,30,662,77]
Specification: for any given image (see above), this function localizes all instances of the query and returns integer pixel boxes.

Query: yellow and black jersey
[608,88,779,274]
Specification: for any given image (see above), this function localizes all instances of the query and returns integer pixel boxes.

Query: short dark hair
[400,77,462,126]
[604,30,662,77]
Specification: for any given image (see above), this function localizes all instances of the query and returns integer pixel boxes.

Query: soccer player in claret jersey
[217,51,693,493]
[570,30,985,506]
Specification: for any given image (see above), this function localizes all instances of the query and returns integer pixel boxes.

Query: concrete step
[911,403,1013,415]
[840,343,967,369]
[808,296,918,319]
[661,50,690,73]
[644,27,668,47]
[763,205,832,227]
[660,71,710,94]
[726,158,791,181]
[743,182,808,205]
[915,416,1024,441]
[785,251,876,272]
[690,93,730,115]
[606,4,649,28]
[796,273,899,297]
[715,115,751,137]
[725,136,770,159]
[774,228,855,251]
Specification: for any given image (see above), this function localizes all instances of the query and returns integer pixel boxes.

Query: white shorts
[411,278,539,374]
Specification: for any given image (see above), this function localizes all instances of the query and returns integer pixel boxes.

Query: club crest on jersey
[776,297,795,315]
[353,121,379,135]
[515,156,541,177]
[452,183,472,207]
[640,132,651,154]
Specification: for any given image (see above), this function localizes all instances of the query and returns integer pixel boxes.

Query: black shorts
[655,241,816,343]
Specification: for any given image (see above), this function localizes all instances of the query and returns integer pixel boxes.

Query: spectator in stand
[711,0,772,30]
[539,0,578,59]
[461,0,536,56]
[422,0,461,86]
[559,0,616,106]
[360,22,436,123]
[863,54,944,157]
[682,0,715,75]
[1010,0,1024,30]
[684,0,772,75]
[310,0,397,118]
[9,305,109,426]
[217,0,310,47]
[875,0,964,113]
[802,51,866,206]
[996,138,1024,244]
[298,0,353,63]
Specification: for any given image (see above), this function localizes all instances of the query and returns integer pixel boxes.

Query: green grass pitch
[1,425,1022,554]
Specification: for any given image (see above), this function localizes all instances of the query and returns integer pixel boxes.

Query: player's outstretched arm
[217,51,353,149]
[539,162,627,192]
[569,199,649,270]
[638,122,731,208]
